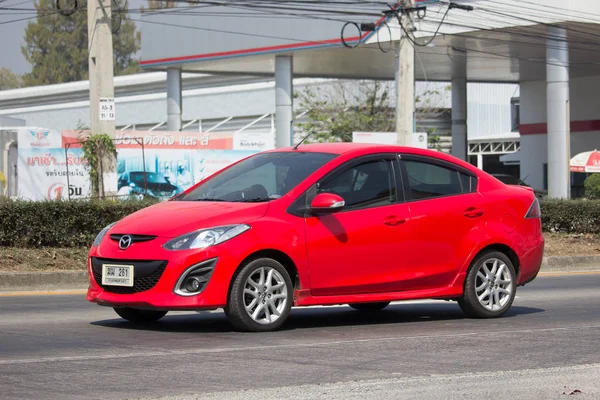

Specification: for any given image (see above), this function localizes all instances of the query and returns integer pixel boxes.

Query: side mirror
[310,193,345,213]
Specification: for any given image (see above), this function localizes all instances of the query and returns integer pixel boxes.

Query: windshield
[177,152,337,202]
[130,172,170,185]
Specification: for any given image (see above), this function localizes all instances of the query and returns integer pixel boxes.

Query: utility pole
[87,0,116,197]
[395,0,415,146]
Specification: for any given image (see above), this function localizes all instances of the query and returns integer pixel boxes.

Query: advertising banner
[18,128,273,201]
[17,128,90,200]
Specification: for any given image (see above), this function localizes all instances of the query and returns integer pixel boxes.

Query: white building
[0,72,520,196]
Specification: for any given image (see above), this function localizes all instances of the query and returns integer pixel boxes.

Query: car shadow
[90,302,545,334]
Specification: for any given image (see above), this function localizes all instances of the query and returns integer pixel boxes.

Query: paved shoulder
[142,364,600,400]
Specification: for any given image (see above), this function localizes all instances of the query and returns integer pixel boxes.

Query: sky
[0,0,145,75]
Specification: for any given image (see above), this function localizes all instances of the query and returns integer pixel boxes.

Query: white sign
[353,132,397,145]
[352,132,428,149]
[99,98,116,121]
[233,132,275,151]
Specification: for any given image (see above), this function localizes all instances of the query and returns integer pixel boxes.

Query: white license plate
[102,264,134,287]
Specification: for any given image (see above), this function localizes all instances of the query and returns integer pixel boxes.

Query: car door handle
[464,207,484,218]
[384,216,406,226]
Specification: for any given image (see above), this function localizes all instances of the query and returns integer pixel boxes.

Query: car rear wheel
[226,258,293,332]
[459,251,516,318]
[349,302,390,312]
[113,307,167,323]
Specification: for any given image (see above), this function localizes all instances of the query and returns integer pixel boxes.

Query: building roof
[140,1,600,82]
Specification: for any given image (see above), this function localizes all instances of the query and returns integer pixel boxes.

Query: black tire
[113,307,167,323]
[458,251,517,318]
[225,258,293,332]
[349,302,390,312]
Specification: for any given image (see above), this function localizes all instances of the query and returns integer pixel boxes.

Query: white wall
[467,83,519,140]
[520,76,600,190]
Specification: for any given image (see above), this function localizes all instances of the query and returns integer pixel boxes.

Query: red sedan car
[87,143,544,331]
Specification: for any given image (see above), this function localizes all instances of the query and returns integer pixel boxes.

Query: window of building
[511,97,520,133]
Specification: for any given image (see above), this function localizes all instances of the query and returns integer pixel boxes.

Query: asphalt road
[1,273,599,400]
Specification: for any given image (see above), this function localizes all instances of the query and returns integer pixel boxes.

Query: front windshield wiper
[192,198,227,202]
[236,198,271,203]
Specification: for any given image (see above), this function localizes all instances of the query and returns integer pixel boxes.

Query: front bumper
[86,238,241,310]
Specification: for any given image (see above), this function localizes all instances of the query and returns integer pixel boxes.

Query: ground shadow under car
[90,302,545,334]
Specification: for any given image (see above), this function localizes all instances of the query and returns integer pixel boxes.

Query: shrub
[0,198,157,247]
[541,199,600,234]
[0,198,599,248]
[584,174,600,199]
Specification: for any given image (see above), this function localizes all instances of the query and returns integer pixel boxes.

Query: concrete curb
[541,256,600,271]
[0,256,599,292]
[0,271,88,292]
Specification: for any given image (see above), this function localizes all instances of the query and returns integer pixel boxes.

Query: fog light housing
[184,277,203,293]
[174,259,216,297]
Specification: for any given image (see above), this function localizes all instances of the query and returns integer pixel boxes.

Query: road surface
[1,273,599,399]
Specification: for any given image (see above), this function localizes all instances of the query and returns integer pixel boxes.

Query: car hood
[111,201,270,238]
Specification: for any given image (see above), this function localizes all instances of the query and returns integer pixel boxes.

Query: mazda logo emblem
[119,235,132,250]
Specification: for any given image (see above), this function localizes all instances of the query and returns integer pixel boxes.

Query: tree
[0,67,23,90]
[22,0,141,86]
[296,80,449,145]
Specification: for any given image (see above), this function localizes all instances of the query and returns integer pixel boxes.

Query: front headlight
[163,224,250,251]
[92,222,116,247]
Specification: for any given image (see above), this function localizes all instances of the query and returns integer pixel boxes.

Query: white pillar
[167,67,182,132]
[275,55,293,148]
[477,154,483,170]
[395,39,415,146]
[546,26,570,198]
[451,75,468,161]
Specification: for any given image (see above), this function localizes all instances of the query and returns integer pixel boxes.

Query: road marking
[0,324,598,366]
[0,289,87,297]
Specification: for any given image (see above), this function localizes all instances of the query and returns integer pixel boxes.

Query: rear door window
[403,159,476,200]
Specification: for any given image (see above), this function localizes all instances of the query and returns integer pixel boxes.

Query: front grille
[109,234,157,244]
[91,257,168,294]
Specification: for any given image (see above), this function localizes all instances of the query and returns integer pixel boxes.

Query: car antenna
[292,132,313,150]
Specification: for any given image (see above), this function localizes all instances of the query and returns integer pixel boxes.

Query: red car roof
[272,142,481,176]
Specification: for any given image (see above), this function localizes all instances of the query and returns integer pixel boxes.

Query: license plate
[102,264,134,287]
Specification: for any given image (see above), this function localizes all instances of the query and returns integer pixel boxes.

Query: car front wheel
[113,307,167,323]
[459,251,517,318]
[226,258,293,332]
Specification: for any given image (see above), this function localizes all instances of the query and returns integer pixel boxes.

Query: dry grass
[543,232,600,256]
[0,233,599,272]
[0,247,88,272]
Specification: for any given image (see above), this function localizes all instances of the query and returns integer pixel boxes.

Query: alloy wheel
[474,258,514,311]
[243,266,288,325]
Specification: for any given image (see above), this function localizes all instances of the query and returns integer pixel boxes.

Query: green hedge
[540,199,600,234]
[0,199,157,247]
[0,198,599,248]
